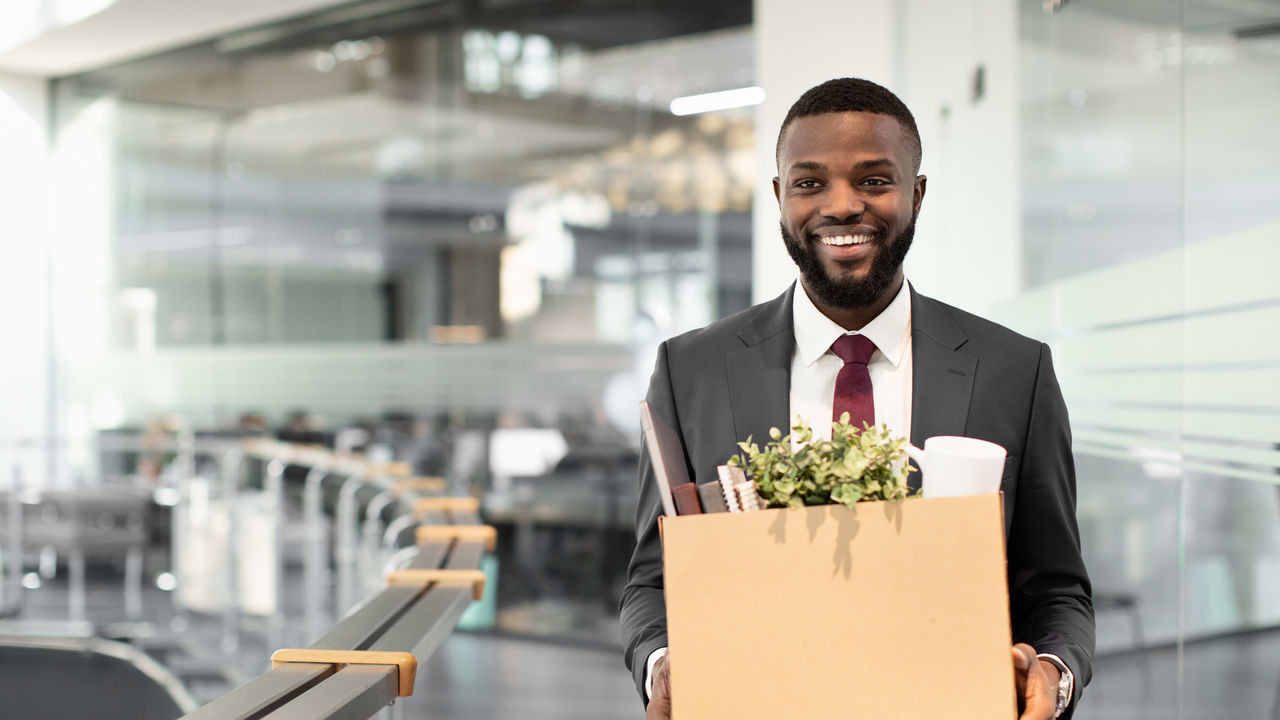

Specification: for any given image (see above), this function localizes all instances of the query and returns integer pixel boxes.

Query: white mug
[905,436,1007,498]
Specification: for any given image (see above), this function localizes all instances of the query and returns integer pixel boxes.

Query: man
[620,78,1094,720]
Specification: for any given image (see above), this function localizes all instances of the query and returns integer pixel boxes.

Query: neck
[803,274,903,331]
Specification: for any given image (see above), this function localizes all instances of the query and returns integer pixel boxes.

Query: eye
[861,177,892,187]
[794,178,822,190]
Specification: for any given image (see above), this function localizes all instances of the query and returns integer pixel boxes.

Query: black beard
[781,219,915,310]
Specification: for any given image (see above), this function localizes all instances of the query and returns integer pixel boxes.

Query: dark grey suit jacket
[620,284,1095,709]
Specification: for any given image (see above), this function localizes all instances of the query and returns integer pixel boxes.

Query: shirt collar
[792,277,912,368]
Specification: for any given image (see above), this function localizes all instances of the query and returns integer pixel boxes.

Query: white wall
[897,0,1021,316]
[0,72,50,482]
[752,0,1021,315]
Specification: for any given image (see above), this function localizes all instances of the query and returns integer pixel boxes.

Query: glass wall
[1009,0,1280,715]
[46,0,755,644]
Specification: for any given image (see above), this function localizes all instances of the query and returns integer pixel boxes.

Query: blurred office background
[0,0,1278,718]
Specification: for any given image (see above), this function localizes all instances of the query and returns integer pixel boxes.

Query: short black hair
[775,77,922,173]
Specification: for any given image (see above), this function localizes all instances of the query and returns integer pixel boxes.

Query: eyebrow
[787,158,898,174]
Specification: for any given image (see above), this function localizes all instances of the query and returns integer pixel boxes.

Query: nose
[820,181,864,221]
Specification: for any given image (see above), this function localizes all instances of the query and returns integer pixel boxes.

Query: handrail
[2,465,23,616]
[302,463,330,643]
[263,455,288,654]
[359,490,398,599]
[336,473,373,616]
[381,515,417,557]
[0,634,199,716]
[177,440,490,720]
[219,445,244,654]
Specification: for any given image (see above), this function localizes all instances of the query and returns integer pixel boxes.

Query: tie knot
[831,333,876,365]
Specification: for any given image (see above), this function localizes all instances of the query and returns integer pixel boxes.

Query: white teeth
[819,234,873,246]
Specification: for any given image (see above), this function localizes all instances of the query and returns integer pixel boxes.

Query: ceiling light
[669,86,765,116]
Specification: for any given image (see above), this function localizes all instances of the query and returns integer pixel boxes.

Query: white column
[0,72,50,481]
[752,0,900,303]
[751,0,1022,315]
[896,0,1021,315]
[48,93,118,484]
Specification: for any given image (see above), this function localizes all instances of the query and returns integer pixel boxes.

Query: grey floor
[1080,630,1280,720]
[407,627,1280,720]
[7,567,1280,719]
[403,634,640,720]
[408,630,1280,720]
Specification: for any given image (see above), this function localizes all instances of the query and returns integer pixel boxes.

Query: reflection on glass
[47,4,756,644]
[1015,0,1280,715]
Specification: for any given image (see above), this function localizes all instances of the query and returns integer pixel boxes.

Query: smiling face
[773,111,926,328]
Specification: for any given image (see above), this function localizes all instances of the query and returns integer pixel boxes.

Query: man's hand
[1013,644,1061,720]
[648,645,1059,719]
[645,653,672,720]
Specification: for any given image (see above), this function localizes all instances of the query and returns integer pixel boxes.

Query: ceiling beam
[0,0,360,76]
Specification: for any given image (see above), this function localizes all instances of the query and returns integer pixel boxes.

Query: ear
[772,176,782,207]
[912,175,927,217]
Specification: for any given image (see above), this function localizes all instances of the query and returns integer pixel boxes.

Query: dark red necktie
[831,334,877,431]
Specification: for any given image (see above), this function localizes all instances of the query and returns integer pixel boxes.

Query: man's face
[773,112,926,310]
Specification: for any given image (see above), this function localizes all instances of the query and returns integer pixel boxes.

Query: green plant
[727,414,916,509]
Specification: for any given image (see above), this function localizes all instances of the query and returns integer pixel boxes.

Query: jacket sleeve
[1007,343,1095,713]
[619,341,679,703]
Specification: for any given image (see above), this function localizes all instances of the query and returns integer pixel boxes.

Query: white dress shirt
[790,277,913,442]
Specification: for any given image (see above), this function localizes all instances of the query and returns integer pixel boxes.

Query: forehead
[778,111,910,170]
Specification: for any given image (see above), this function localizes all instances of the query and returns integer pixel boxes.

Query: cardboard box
[662,494,1015,719]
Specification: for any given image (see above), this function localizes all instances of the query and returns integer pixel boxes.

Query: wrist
[1037,659,1061,686]
[1036,653,1073,718]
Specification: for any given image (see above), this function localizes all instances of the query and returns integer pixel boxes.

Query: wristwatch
[1036,653,1074,718]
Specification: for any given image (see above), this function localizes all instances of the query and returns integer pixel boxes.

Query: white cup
[905,436,1007,498]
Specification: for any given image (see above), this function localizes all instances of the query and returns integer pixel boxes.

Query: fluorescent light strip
[669,86,765,116]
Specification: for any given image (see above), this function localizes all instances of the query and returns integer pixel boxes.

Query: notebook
[639,400,693,516]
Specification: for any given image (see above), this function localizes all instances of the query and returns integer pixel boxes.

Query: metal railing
[0,634,198,719]
[177,440,489,720]
[0,466,150,625]
[0,436,490,720]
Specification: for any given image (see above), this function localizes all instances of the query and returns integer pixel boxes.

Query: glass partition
[1179,2,1280,712]
[1012,0,1280,715]
[47,1,755,645]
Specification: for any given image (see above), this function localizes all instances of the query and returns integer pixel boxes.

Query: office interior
[0,0,1277,717]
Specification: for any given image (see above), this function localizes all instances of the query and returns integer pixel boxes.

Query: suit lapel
[726,285,794,448]
[909,289,976,489]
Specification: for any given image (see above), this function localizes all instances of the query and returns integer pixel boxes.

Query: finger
[646,691,670,717]
[1018,679,1056,720]
[655,653,675,691]
[652,655,672,701]
[647,656,673,720]
[1011,646,1028,687]
[1012,643,1036,671]
[1011,645,1034,712]
[1012,647,1055,720]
